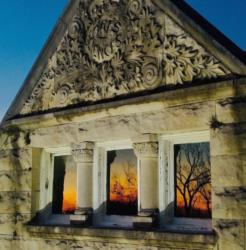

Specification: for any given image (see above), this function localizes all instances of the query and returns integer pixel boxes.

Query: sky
[0,0,245,121]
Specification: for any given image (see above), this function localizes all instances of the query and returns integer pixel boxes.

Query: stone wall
[0,78,245,249]
[211,90,246,250]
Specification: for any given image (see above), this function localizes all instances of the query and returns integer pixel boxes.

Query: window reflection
[52,156,77,214]
[174,142,211,218]
[107,149,138,215]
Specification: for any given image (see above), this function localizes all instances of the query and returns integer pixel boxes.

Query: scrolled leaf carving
[21,0,230,115]
[142,57,163,89]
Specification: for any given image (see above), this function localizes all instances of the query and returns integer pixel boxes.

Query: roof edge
[1,0,79,125]
[154,0,246,74]
[2,0,246,126]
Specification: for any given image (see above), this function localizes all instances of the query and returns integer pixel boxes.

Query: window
[52,155,77,214]
[159,132,211,231]
[107,149,138,215]
[174,142,211,218]
[93,141,139,227]
[38,147,77,225]
[37,134,211,230]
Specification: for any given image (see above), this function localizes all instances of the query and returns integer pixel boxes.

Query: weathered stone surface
[140,101,214,134]
[0,170,31,192]
[211,155,244,186]
[15,213,32,237]
[210,123,246,157]
[213,219,245,250]
[243,154,246,185]
[0,151,13,171]
[213,187,246,219]
[0,237,214,250]
[31,114,141,148]
[0,191,31,214]
[0,1,245,249]
[0,214,15,235]
[30,101,214,148]
[24,225,216,250]
[0,238,12,250]
[10,239,68,250]
[0,171,14,192]
[0,129,30,150]
[15,169,32,192]
[216,97,246,124]
[0,149,31,171]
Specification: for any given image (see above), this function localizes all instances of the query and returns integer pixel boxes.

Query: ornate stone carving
[133,142,158,158]
[21,0,230,115]
[71,142,94,163]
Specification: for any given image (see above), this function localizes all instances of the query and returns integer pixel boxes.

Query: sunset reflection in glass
[174,142,211,218]
[107,149,138,215]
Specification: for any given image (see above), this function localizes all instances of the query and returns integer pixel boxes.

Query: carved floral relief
[21,0,230,114]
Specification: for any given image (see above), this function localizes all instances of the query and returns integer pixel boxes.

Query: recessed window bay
[174,142,211,219]
[52,156,77,214]
[107,149,138,215]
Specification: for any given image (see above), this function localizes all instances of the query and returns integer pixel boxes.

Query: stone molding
[71,142,94,163]
[133,142,158,158]
[20,0,230,115]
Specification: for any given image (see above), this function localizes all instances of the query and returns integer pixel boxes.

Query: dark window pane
[174,142,211,218]
[52,156,77,214]
[107,149,138,215]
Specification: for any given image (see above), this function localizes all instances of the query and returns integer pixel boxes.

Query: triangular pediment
[3,0,246,121]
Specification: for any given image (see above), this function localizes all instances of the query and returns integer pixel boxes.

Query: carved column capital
[71,142,94,163]
[133,142,158,158]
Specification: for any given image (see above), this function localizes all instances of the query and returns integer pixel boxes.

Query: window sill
[26,223,217,248]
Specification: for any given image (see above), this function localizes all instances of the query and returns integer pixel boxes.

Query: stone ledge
[3,77,241,129]
[26,224,217,248]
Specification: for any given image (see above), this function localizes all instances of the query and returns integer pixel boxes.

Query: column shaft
[133,141,158,212]
[72,142,94,210]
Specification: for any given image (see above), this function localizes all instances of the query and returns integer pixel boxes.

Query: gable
[4,0,246,121]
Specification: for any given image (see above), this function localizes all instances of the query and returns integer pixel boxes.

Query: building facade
[0,0,245,249]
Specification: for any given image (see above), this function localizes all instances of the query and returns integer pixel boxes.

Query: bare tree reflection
[175,143,211,218]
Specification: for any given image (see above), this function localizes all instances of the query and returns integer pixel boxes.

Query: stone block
[0,151,13,171]
[0,149,31,172]
[211,155,244,186]
[140,101,214,134]
[216,97,246,124]
[13,149,32,171]
[0,129,29,150]
[213,219,245,250]
[31,101,214,148]
[210,123,246,157]
[15,213,32,237]
[0,238,12,250]
[0,171,14,192]
[0,169,31,192]
[16,169,32,192]
[11,239,68,250]
[133,216,155,229]
[212,186,246,219]
[0,191,31,214]
[0,214,15,235]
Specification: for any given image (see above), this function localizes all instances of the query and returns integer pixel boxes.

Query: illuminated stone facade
[0,0,245,249]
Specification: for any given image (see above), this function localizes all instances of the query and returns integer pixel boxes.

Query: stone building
[0,0,245,249]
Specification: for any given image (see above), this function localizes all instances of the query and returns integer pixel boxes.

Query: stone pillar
[71,142,94,224]
[211,123,246,250]
[133,135,158,228]
[211,84,246,250]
